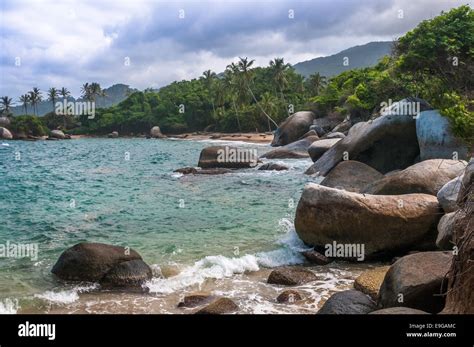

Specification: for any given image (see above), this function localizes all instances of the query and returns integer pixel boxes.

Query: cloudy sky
[0,0,469,101]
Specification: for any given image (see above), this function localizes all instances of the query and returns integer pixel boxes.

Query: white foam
[146,218,308,294]
[0,298,19,314]
[35,283,99,305]
[1,143,10,147]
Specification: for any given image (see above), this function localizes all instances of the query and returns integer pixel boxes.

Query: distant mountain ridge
[292,41,393,78]
[11,83,137,116]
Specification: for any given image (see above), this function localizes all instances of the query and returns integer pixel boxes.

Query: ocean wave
[34,283,99,305]
[0,298,19,314]
[146,218,309,294]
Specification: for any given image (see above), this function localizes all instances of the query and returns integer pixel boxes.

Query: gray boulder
[369,307,429,314]
[378,251,452,313]
[318,290,377,314]
[308,138,341,162]
[306,104,420,175]
[323,132,346,139]
[258,162,288,171]
[271,111,315,146]
[0,127,13,140]
[416,110,468,161]
[437,175,463,213]
[261,136,319,159]
[50,130,66,139]
[436,212,463,250]
[150,126,165,138]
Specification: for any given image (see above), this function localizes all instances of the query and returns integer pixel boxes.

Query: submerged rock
[271,111,315,146]
[378,251,452,313]
[174,167,232,175]
[258,162,288,171]
[318,290,376,314]
[295,184,440,259]
[320,160,383,193]
[267,266,318,286]
[195,297,239,314]
[301,249,332,265]
[363,159,466,196]
[178,292,215,308]
[276,290,303,303]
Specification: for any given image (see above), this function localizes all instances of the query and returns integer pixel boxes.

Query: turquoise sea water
[2,138,360,313]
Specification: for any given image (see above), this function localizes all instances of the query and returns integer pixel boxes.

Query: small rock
[195,298,238,314]
[50,129,66,139]
[276,290,303,303]
[267,266,318,286]
[437,175,463,213]
[301,249,332,265]
[354,266,390,300]
[436,212,463,250]
[318,290,377,314]
[258,163,288,171]
[323,132,346,139]
[0,127,13,140]
[178,292,215,308]
[108,131,119,138]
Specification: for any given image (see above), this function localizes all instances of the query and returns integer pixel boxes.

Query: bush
[10,115,48,136]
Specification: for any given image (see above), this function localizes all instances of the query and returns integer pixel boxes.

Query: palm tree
[19,94,30,115]
[269,58,291,101]
[82,82,106,102]
[225,62,243,132]
[48,87,59,113]
[29,88,42,115]
[259,92,278,132]
[81,83,91,101]
[201,70,217,117]
[306,72,327,96]
[0,96,13,117]
[60,87,71,100]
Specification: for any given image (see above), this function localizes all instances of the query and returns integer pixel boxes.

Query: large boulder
[437,175,463,213]
[50,130,66,139]
[354,266,390,300]
[261,136,319,159]
[51,243,152,287]
[306,106,420,175]
[362,159,466,196]
[416,110,468,161]
[0,127,13,140]
[318,290,377,314]
[323,132,345,139]
[198,145,258,168]
[271,111,315,146]
[267,266,318,286]
[108,131,119,138]
[150,126,165,138]
[378,251,452,313]
[320,160,383,193]
[308,139,341,162]
[295,184,441,259]
[443,159,474,314]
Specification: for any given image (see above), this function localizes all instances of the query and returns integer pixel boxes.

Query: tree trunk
[442,161,473,314]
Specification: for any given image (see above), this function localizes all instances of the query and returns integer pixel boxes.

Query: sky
[0,0,470,101]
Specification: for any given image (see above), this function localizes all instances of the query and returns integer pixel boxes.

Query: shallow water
[0,138,370,313]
